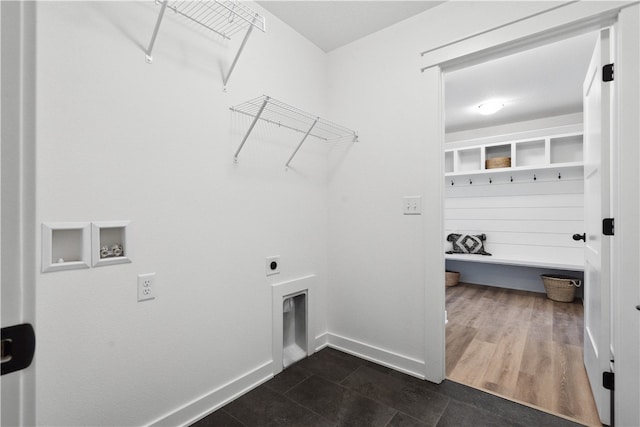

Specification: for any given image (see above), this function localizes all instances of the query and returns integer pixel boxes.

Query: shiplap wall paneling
[444,178,584,291]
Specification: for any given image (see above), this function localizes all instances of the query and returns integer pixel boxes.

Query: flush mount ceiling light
[477,101,505,115]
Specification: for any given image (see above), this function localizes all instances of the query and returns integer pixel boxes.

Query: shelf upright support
[145,0,169,63]
[223,13,258,89]
[234,97,270,162]
[285,118,318,168]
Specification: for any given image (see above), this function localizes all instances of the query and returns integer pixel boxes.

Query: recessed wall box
[42,222,91,273]
[282,291,307,368]
[91,221,131,267]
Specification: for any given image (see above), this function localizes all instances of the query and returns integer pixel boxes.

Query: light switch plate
[402,196,422,215]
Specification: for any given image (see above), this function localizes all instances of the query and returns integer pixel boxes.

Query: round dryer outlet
[266,255,280,276]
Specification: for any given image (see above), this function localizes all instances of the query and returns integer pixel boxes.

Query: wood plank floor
[446,283,601,426]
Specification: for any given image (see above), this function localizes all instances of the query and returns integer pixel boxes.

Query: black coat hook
[451,180,454,186]
[558,172,562,180]
[533,174,537,181]
[489,178,492,184]
[510,176,513,182]
[469,179,473,185]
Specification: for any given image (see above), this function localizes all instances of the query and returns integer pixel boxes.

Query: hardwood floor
[446,283,601,426]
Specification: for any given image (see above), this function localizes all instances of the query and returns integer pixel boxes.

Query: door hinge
[603,371,615,390]
[1,324,36,376]
[603,63,614,82]
[603,218,615,236]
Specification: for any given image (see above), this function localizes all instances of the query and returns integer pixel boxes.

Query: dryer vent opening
[283,292,307,368]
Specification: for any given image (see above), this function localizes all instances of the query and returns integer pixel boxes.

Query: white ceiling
[445,31,598,133]
[257,1,598,134]
[257,1,444,52]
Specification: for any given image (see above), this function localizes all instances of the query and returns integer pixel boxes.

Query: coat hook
[469,179,473,185]
[451,180,454,186]
[533,174,537,181]
[489,178,492,184]
[510,176,513,182]
[558,172,562,180]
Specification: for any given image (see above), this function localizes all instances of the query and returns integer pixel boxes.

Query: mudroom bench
[445,253,584,294]
[445,253,583,271]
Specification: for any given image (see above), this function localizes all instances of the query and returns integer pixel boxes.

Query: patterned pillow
[446,233,492,256]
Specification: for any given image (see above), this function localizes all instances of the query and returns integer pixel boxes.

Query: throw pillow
[446,233,492,256]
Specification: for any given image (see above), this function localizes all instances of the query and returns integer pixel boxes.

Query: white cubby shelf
[444,132,583,178]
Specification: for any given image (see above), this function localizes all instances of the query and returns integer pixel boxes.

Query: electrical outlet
[137,273,156,302]
[266,256,280,276]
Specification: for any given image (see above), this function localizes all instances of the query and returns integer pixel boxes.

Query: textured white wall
[34,2,329,426]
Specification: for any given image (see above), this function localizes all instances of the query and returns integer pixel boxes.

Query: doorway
[441,31,604,425]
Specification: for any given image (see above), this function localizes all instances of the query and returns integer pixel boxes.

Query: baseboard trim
[326,333,425,379]
[149,361,273,427]
[314,332,329,352]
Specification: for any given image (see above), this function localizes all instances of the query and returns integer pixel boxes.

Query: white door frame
[1,1,37,426]
[421,3,640,425]
[610,5,640,427]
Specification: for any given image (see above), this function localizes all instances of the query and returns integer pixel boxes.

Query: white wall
[33,2,330,426]
[325,1,576,380]
[445,188,584,262]
[446,112,582,144]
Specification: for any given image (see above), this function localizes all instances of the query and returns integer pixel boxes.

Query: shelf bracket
[145,0,169,64]
[285,119,318,168]
[234,96,270,162]
[223,14,258,89]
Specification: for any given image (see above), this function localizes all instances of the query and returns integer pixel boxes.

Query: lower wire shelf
[230,95,358,167]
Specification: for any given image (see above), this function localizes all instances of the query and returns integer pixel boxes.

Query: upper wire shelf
[164,0,266,40]
[145,0,266,88]
[230,95,359,167]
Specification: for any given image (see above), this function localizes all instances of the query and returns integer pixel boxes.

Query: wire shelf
[164,0,266,40]
[231,95,358,142]
[230,95,358,167]
[145,0,265,87]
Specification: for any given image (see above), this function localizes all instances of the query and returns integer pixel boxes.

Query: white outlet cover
[266,256,280,276]
[138,273,156,301]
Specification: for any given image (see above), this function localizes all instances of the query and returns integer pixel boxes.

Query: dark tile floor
[191,348,584,427]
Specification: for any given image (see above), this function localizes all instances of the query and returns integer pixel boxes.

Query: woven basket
[445,271,460,287]
[541,275,581,302]
[485,157,511,169]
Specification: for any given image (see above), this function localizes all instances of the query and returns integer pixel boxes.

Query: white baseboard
[149,361,273,427]
[314,332,329,352]
[326,333,426,379]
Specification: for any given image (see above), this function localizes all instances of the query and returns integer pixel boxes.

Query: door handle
[573,233,586,242]
[1,324,35,375]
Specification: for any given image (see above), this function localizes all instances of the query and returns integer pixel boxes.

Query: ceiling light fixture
[477,101,505,115]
